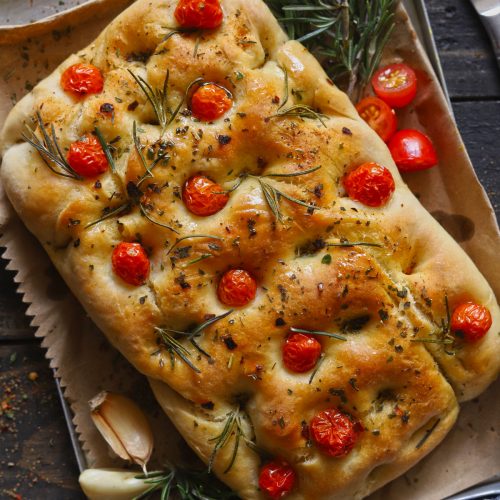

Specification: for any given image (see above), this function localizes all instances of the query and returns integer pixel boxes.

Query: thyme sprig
[133,466,238,500]
[226,166,321,223]
[209,406,253,474]
[154,310,233,373]
[22,112,83,180]
[291,326,347,341]
[266,0,396,100]
[128,69,202,133]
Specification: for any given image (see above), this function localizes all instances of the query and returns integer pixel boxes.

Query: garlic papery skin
[90,391,153,471]
[79,468,150,499]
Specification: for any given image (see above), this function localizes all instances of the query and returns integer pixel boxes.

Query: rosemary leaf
[415,418,441,449]
[291,326,347,341]
[326,241,383,248]
[264,165,321,177]
[94,126,116,173]
[85,202,130,229]
[166,234,223,255]
[186,253,213,266]
[140,203,179,233]
[308,352,325,384]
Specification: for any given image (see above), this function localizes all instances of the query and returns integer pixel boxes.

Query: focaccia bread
[1,0,499,498]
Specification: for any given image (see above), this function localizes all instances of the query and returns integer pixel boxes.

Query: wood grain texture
[0,344,83,498]
[426,0,500,99]
[0,0,498,498]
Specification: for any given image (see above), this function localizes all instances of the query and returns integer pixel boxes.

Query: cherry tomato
[356,97,397,143]
[112,242,150,286]
[190,83,232,121]
[60,63,104,97]
[67,134,108,177]
[259,460,296,499]
[310,408,359,457]
[182,175,229,216]
[217,269,257,307]
[372,63,417,108]
[174,0,223,29]
[283,332,322,373]
[388,129,438,172]
[450,302,492,342]
[343,162,395,207]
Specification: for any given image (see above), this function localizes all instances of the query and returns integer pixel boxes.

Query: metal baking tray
[3,0,489,497]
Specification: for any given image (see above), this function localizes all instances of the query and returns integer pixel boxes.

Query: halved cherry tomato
[67,134,108,177]
[190,83,232,121]
[310,408,359,457]
[112,242,150,286]
[283,332,322,373]
[182,175,229,216]
[218,269,257,307]
[372,63,417,108]
[344,162,395,207]
[356,97,397,143]
[61,63,104,97]
[175,0,223,29]
[451,302,492,342]
[259,460,296,499]
[388,129,438,172]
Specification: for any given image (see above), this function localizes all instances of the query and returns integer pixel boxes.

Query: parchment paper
[0,2,498,499]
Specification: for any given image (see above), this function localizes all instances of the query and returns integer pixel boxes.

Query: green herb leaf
[291,326,347,341]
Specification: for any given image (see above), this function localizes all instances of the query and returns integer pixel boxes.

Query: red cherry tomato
[191,83,232,121]
[344,162,395,207]
[356,97,397,143]
[175,0,223,29]
[112,242,150,286]
[60,63,104,97]
[67,134,108,177]
[217,269,257,307]
[259,460,296,499]
[182,175,229,216]
[283,333,322,373]
[372,63,417,108]
[310,408,359,457]
[388,129,438,172]
[450,302,492,342]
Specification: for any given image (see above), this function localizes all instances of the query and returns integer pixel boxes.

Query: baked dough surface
[1,0,498,498]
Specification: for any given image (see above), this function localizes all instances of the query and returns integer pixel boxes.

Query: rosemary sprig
[155,310,233,372]
[84,202,130,229]
[411,295,457,355]
[271,67,327,126]
[128,69,202,132]
[166,234,224,256]
[291,326,347,341]
[133,466,238,500]
[154,327,201,373]
[226,166,321,223]
[22,112,83,180]
[271,104,328,127]
[208,407,251,474]
[266,0,396,100]
[94,126,116,173]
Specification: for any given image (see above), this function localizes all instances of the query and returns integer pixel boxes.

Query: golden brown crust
[1,0,498,498]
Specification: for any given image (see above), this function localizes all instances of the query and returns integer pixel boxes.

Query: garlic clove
[79,468,151,499]
[90,391,153,471]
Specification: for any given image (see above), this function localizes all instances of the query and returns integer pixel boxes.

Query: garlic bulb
[79,468,150,499]
[90,391,153,472]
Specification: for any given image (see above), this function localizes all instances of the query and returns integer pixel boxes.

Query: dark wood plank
[0,258,35,341]
[452,100,500,215]
[0,343,83,499]
[424,0,500,99]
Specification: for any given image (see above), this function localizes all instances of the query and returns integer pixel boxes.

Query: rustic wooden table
[1,0,499,498]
